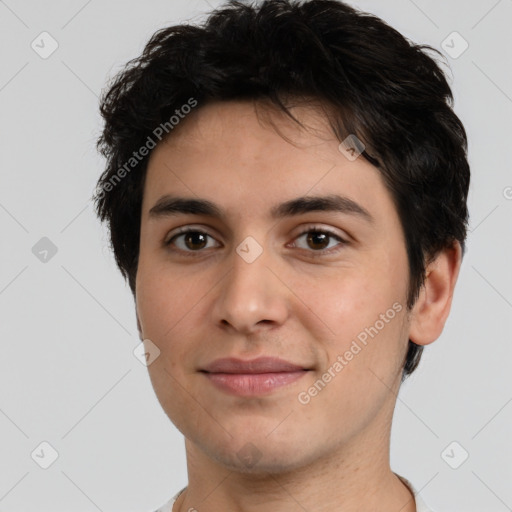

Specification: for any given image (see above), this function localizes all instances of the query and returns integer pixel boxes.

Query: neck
[175,421,416,512]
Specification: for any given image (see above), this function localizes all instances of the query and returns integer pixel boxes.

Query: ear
[408,241,462,346]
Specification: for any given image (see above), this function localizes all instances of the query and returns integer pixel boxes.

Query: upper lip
[201,357,308,374]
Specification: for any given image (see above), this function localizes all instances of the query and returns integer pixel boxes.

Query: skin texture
[135,100,462,512]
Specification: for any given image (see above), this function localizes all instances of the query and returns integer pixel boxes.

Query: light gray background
[0,0,511,511]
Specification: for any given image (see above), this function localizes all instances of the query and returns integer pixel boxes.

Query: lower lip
[203,371,307,396]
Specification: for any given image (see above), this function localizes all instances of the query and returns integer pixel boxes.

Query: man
[95,1,470,511]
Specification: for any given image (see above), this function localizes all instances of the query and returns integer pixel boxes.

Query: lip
[202,357,306,374]
[200,357,310,396]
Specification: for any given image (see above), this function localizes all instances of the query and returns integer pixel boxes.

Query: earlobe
[408,241,462,346]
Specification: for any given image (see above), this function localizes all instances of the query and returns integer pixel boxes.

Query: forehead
[142,100,397,228]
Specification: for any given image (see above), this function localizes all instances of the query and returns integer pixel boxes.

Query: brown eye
[183,232,208,250]
[291,227,347,256]
[166,229,219,252]
[306,231,330,250]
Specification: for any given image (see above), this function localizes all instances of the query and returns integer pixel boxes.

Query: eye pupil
[307,231,329,250]
[185,232,208,250]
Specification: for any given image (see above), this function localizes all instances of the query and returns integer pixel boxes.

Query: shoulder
[152,487,186,512]
[397,474,437,512]
[152,498,174,512]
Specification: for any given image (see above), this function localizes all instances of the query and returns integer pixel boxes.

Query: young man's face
[136,100,413,473]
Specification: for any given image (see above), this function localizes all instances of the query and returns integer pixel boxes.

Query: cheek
[136,258,206,340]
[135,264,210,430]
[135,260,220,391]
[304,257,409,391]
[299,284,408,436]
[310,268,404,339]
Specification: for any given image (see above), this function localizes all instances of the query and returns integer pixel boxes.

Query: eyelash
[164,225,348,258]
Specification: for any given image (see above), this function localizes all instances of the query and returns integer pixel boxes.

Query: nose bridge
[213,236,288,332]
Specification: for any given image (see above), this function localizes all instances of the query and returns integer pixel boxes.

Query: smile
[200,357,311,396]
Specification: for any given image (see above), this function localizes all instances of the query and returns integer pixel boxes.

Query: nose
[211,243,289,335]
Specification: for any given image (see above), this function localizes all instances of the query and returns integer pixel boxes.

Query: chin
[212,446,311,475]
[196,430,317,476]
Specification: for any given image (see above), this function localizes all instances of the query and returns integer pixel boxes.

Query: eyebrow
[148,194,374,224]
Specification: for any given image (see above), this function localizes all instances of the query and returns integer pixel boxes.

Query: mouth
[199,357,311,396]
